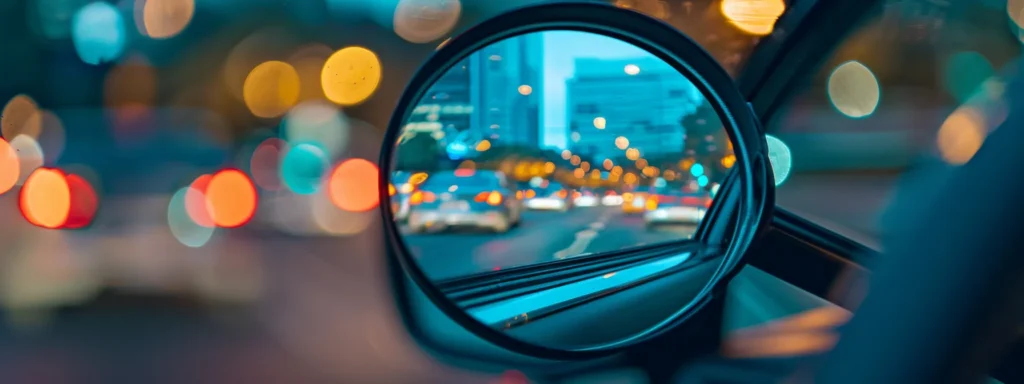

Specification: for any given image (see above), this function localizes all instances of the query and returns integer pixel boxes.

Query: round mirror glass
[390,30,732,348]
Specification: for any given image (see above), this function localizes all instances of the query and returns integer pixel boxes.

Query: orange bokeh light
[206,169,257,228]
[328,158,380,212]
[0,138,19,195]
[19,168,71,229]
[186,174,215,228]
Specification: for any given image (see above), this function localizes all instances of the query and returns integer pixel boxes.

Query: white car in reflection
[601,192,623,206]
[643,192,712,227]
[573,189,599,207]
[524,182,573,212]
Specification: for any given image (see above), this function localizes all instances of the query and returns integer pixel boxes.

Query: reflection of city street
[400,206,697,281]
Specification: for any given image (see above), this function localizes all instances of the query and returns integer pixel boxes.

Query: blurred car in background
[601,190,624,206]
[406,169,521,233]
[621,191,650,214]
[574,188,599,207]
[643,188,712,228]
[524,181,574,211]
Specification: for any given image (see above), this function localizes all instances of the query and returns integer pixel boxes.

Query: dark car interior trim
[473,252,693,328]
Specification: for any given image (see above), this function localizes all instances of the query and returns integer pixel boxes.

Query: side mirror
[378,1,774,363]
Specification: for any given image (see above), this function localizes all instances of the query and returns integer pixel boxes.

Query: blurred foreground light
[765,135,792,186]
[186,174,215,227]
[281,143,330,195]
[322,46,382,106]
[138,0,195,39]
[10,135,44,186]
[72,2,126,65]
[827,61,880,119]
[720,0,785,36]
[63,174,99,229]
[244,61,302,118]
[168,187,215,247]
[104,56,157,127]
[328,158,380,212]
[615,136,629,150]
[19,168,71,229]
[393,0,462,44]
[206,169,258,228]
[283,100,349,157]
[0,138,19,195]
[518,85,533,95]
[250,138,288,191]
[2,95,42,139]
[937,107,987,165]
[943,51,994,103]
[476,139,491,151]
[34,110,66,165]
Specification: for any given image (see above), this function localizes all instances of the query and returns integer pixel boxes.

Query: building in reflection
[566,57,700,162]
[467,33,544,148]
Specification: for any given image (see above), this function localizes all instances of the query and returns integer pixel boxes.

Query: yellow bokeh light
[615,136,629,150]
[626,148,640,161]
[139,0,195,39]
[603,159,613,170]
[543,162,555,173]
[243,61,301,118]
[476,139,491,151]
[573,168,585,179]
[937,107,987,165]
[828,61,881,119]
[593,117,606,129]
[518,85,533,95]
[721,154,737,168]
[322,46,383,106]
[721,0,785,36]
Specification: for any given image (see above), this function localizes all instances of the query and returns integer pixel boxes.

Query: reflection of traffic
[642,187,711,228]
[524,180,573,212]
[406,170,522,234]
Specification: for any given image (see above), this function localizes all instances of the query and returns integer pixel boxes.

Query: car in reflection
[574,188,600,207]
[390,172,414,223]
[524,181,574,211]
[601,190,624,206]
[621,191,651,214]
[643,189,712,228]
[406,169,522,233]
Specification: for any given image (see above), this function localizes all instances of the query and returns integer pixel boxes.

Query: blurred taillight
[556,190,568,198]
[410,191,423,205]
[623,192,634,201]
[526,189,536,198]
[388,183,396,196]
[423,191,436,203]
[515,190,523,199]
[487,191,503,206]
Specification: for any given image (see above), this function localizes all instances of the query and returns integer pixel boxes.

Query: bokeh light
[139,0,195,39]
[0,138,19,195]
[63,174,99,229]
[393,0,462,44]
[250,138,288,191]
[721,0,786,36]
[593,117,607,129]
[328,158,380,212]
[937,107,987,165]
[186,174,215,228]
[34,110,66,165]
[2,95,42,139]
[943,51,994,103]
[615,136,629,150]
[281,143,330,195]
[10,135,44,186]
[71,2,126,65]
[206,169,257,228]
[244,61,301,119]
[19,168,71,229]
[283,100,349,158]
[168,186,216,248]
[765,135,792,186]
[322,46,382,106]
[827,61,880,119]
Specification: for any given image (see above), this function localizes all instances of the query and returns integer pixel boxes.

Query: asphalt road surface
[400,206,697,280]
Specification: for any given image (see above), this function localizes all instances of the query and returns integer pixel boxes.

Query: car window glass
[768,0,1021,248]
